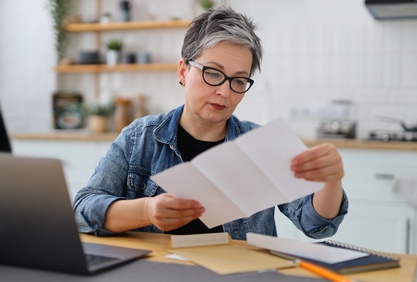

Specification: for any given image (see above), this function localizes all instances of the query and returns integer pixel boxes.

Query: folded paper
[151,118,323,228]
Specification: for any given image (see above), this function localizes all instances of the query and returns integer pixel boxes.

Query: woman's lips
[210,103,226,110]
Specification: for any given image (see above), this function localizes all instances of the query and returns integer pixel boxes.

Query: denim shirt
[73,105,348,240]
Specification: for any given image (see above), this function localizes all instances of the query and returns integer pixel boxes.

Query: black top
[166,124,224,235]
[0,107,12,153]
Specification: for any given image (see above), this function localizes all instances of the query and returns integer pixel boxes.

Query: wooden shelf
[66,20,191,32]
[54,63,178,73]
[56,16,189,97]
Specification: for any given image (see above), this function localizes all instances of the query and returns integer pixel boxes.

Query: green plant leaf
[107,39,123,50]
[45,0,73,62]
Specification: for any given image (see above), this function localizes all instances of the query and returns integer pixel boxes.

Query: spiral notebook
[271,240,400,275]
[247,233,400,275]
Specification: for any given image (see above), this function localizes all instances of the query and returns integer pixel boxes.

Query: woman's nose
[216,80,232,97]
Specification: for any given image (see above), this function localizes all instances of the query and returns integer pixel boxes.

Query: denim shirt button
[169,145,176,150]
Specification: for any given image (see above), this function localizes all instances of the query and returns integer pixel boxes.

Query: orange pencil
[296,259,354,282]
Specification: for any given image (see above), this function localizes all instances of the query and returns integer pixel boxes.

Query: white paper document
[150,117,323,228]
[247,233,369,264]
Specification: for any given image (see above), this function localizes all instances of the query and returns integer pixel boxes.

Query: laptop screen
[0,103,12,153]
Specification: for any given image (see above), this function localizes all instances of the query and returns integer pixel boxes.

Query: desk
[80,232,417,282]
[1,232,416,282]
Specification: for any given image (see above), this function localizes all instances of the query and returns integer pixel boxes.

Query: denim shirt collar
[153,104,244,147]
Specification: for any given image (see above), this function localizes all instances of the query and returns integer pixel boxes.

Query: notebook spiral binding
[324,240,399,260]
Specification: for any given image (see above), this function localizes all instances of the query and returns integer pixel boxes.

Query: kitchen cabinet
[275,148,417,255]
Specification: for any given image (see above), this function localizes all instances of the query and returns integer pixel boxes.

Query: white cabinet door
[338,148,417,254]
[339,149,417,203]
[330,201,414,254]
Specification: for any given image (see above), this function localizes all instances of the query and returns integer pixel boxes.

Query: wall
[0,0,56,132]
[231,0,417,139]
[1,0,417,139]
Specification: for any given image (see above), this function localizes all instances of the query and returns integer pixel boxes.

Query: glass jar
[114,97,132,132]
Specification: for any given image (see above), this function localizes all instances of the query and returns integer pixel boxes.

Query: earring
[179,81,184,86]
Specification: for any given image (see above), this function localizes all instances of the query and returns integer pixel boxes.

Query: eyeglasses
[188,61,254,94]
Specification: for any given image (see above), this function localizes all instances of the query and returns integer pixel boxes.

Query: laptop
[0,103,12,153]
[0,153,150,274]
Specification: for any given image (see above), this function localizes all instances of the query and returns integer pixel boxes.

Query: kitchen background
[1,0,417,139]
[1,0,417,255]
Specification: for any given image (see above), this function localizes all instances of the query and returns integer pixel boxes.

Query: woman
[73,6,348,240]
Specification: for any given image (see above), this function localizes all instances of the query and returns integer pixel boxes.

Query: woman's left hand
[290,143,344,185]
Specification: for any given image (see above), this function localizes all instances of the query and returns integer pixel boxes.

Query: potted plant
[199,0,215,11]
[46,0,73,64]
[86,102,115,132]
[106,39,123,66]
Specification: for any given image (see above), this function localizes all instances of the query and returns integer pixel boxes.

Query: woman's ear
[177,58,187,86]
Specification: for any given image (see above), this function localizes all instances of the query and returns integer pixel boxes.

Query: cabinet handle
[374,173,395,180]
[406,218,411,254]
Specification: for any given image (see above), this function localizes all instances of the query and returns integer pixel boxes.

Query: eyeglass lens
[203,68,251,93]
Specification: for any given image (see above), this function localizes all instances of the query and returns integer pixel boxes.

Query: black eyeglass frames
[188,61,254,94]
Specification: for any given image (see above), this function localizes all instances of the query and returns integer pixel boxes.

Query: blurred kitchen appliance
[368,115,417,142]
[368,130,417,142]
[375,115,417,132]
[78,51,100,65]
[365,0,417,20]
[119,1,132,22]
[316,100,357,139]
[53,92,84,130]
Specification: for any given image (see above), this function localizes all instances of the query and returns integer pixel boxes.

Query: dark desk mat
[0,260,326,282]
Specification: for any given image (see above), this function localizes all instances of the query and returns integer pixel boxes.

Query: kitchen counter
[10,132,417,151]
[11,131,119,142]
[303,138,417,151]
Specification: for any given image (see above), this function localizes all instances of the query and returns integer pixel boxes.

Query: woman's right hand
[145,194,205,231]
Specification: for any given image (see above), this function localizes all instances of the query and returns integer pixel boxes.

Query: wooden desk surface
[80,232,417,282]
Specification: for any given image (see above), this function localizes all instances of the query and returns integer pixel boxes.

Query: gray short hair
[181,6,262,76]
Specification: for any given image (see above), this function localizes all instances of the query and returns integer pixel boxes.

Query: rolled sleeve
[278,190,349,239]
[74,192,123,235]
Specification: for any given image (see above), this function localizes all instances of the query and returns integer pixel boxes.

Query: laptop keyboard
[85,254,121,267]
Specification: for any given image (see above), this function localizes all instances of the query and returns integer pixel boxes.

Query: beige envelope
[167,234,294,275]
